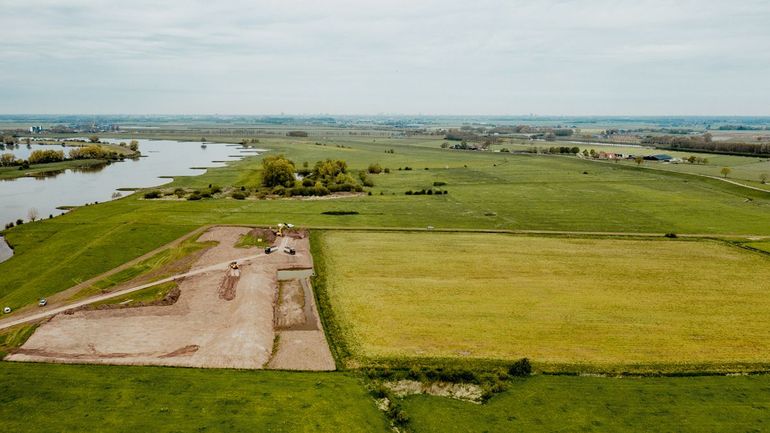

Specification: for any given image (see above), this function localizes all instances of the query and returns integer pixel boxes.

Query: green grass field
[319,230,770,371]
[3,133,770,431]
[3,136,770,313]
[0,363,388,433]
[402,375,770,433]
[72,232,216,300]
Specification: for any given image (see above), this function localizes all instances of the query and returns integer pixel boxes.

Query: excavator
[274,223,294,237]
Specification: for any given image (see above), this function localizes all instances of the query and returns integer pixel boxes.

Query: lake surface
[0,139,257,226]
[0,236,12,264]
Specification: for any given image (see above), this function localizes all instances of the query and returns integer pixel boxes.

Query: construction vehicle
[274,223,295,237]
[284,246,296,255]
[264,246,276,254]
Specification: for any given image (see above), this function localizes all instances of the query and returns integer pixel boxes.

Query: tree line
[642,134,770,156]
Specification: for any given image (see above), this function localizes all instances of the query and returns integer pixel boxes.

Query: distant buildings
[644,154,674,161]
[28,126,43,133]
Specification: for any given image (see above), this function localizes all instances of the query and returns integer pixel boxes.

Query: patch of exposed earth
[9,226,334,370]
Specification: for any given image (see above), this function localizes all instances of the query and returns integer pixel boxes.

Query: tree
[634,156,644,166]
[129,140,139,152]
[261,155,296,188]
[89,135,100,143]
[27,208,39,222]
[24,137,31,145]
[760,173,768,184]
[0,153,15,167]
[720,167,732,178]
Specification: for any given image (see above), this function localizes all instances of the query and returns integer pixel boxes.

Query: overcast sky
[1,0,769,115]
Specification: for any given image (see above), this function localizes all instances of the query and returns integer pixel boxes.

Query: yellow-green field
[320,231,770,370]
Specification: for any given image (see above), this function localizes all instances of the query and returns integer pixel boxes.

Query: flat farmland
[319,231,770,370]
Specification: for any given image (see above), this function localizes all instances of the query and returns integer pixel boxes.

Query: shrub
[508,358,532,376]
[367,163,383,174]
[28,149,64,164]
[209,185,222,194]
[664,232,678,238]
[143,190,162,199]
[187,193,201,201]
[383,167,390,174]
[231,191,247,200]
[433,181,447,186]
[405,190,413,195]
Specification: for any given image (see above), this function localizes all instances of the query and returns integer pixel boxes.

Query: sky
[1,0,769,115]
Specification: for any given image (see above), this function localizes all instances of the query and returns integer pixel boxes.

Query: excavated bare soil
[9,226,333,370]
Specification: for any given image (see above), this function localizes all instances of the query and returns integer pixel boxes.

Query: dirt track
[8,226,334,370]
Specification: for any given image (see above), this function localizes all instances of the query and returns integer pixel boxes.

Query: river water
[0,139,260,227]
[0,235,11,263]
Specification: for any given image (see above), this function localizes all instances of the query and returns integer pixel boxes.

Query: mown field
[403,375,770,433]
[0,363,389,433]
[319,230,770,371]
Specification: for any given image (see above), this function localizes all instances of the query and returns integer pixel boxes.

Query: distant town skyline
[1,0,769,116]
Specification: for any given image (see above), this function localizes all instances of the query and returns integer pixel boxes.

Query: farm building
[644,154,673,161]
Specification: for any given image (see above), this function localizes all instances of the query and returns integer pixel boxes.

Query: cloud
[0,0,769,114]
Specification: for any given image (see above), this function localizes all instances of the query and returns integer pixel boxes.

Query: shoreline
[0,235,13,264]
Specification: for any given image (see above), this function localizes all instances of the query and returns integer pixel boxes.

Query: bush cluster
[405,189,448,195]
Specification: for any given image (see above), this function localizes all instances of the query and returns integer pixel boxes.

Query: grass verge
[0,323,38,359]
